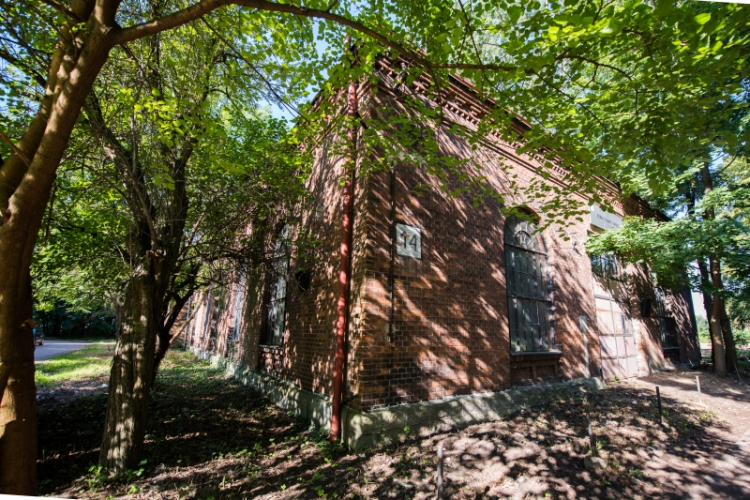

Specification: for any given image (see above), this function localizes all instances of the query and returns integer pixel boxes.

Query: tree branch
[38,0,84,22]
[83,94,159,245]
[200,17,302,119]
[558,54,633,81]
[111,0,521,74]
[0,47,47,87]
[0,127,31,169]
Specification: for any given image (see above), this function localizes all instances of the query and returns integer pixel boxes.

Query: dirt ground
[38,352,750,500]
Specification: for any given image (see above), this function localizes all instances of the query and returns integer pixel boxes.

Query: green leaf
[694,13,711,25]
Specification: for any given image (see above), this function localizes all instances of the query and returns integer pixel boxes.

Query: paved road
[35,340,94,362]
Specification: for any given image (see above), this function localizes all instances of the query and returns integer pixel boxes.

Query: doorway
[596,295,638,379]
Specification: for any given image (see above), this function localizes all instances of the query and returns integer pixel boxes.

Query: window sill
[259,344,284,350]
[511,350,563,357]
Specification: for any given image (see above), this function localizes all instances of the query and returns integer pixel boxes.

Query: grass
[35,341,116,389]
[38,348,744,500]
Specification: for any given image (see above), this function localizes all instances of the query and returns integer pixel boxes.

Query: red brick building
[186,57,700,448]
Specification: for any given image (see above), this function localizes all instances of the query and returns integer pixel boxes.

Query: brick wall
[186,56,699,414]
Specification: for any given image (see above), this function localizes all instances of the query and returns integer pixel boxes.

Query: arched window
[504,215,553,352]
[263,225,290,346]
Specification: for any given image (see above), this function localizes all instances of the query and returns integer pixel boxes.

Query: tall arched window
[263,225,290,346]
[504,215,553,352]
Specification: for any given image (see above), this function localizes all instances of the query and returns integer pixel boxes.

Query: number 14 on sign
[396,223,421,259]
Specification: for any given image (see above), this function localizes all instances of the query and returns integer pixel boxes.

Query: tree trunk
[716,292,738,372]
[0,260,37,494]
[710,296,728,377]
[151,297,189,386]
[99,265,158,472]
[697,258,713,326]
[701,162,738,375]
[0,4,114,490]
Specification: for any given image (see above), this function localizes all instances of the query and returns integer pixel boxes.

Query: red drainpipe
[330,42,358,441]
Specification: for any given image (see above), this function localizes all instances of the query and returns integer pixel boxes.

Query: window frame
[504,214,555,354]
[591,253,626,282]
[261,226,291,347]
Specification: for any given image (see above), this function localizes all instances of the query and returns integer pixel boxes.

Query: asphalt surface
[34,340,94,362]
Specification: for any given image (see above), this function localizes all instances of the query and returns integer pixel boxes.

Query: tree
[0,0,469,490]
[2,0,749,492]
[33,14,305,471]
[586,157,750,376]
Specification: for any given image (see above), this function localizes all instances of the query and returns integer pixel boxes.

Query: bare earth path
[621,370,750,499]
[35,340,94,362]
[38,352,750,500]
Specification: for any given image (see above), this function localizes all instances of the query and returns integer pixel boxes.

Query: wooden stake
[656,386,663,426]
[696,376,703,405]
[584,397,597,457]
[436,446,444,499]
[587,413,597,457]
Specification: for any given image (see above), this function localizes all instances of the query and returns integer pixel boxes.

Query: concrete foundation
[191,347,604,451]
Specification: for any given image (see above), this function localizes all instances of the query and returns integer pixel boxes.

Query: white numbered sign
[396,223,421,259]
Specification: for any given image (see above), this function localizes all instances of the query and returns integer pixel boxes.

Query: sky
[693,291,708,318]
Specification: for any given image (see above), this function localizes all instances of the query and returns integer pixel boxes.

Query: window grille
[504,215,553,353]
[232,271,246,342]
[199,290,212,339]
[210,289,222,339]
[655,288,679,349]
[591,253,624,281]
[263,226,290,346]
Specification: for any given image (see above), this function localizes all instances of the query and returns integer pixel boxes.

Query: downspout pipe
[330,40,358,442]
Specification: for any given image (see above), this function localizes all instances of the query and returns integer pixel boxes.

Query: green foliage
[85,465,107,490]
[2,1,749,347]
[735,329,750,349]
[34,301,116,340]
[279,0,750,234]
[587,156,750,324]
[28,8,309,323]
[696,316,710,344]
[2,0,747,231]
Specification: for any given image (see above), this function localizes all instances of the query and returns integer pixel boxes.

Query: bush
[734,329,750,348]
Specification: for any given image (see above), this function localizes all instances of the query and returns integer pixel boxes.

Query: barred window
[263,226,290,346]
[504,215,553,353]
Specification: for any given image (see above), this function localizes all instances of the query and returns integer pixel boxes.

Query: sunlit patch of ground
[38,350,750,499]
[36,341,116,389]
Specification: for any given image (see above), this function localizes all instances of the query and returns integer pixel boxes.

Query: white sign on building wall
[590,204,623,231]
[396,223,421,259]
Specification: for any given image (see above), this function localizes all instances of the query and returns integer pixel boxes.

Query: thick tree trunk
[716,291,738,372]
[0,263,37,494]
[0,6,112,491]
[701,163,737,375]
[697,258,713,325]
[710,297,728,377]
[99,266,158,472]
[0,11,112,491]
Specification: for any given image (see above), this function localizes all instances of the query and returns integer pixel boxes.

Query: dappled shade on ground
[38,350,750,499]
